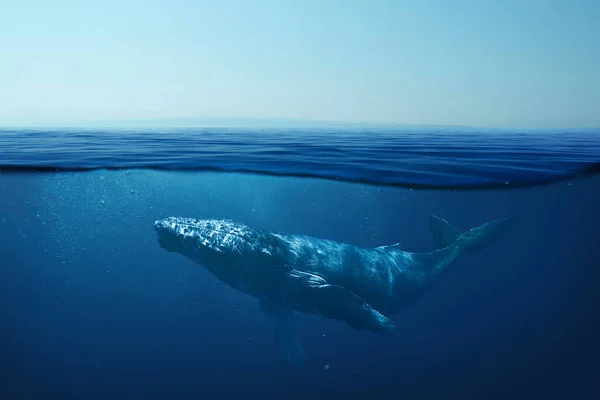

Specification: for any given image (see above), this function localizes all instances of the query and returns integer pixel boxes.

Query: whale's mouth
[156,234,178,252]
[154,224,177,253]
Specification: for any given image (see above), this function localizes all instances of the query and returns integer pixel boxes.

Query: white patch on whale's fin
[260,300,307,369]
[430,215,462,249]
[288,269,327,287]
[288,269,396,334]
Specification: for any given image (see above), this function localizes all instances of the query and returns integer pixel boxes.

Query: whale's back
[272,233,405,310]
[275,215,514,314]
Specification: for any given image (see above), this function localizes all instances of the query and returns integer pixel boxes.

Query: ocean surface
[2,127,599,188]
[1,127,600,399]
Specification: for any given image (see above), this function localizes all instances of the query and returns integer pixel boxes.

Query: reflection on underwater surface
[2,127,600,189]
[1,169,599,399]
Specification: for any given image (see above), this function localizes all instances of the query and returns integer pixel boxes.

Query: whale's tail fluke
[430,216,462,249]
[422,215,514,279]
[430,215,514,253]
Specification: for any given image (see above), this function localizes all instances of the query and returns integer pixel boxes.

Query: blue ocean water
[1,127,599,188]
[1,128,600,399]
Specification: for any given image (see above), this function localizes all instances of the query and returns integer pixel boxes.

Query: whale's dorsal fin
[430,215,462,249]
[376,243,402,251]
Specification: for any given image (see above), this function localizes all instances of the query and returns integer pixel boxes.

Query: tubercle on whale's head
[153,217,262,256]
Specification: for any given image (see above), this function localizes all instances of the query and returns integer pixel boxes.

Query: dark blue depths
[1,170,599,399]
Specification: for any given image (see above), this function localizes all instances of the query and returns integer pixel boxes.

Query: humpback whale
[154,215,513,367]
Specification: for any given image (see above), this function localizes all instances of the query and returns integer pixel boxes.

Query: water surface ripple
[1,127,599,188]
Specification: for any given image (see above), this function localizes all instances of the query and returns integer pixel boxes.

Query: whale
[153,215,513,367]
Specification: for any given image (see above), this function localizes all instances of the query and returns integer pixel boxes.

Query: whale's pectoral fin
[314,284,396,334]
[288,269,395,334]
[260,300,307,369]
[430,215,462,249]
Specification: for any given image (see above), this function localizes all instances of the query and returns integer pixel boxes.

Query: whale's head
[153,217,273,269]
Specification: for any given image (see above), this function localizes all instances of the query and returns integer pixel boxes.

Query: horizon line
[0,115,598,131]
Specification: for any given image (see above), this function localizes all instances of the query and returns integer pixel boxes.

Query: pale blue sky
[1,0,598,128]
